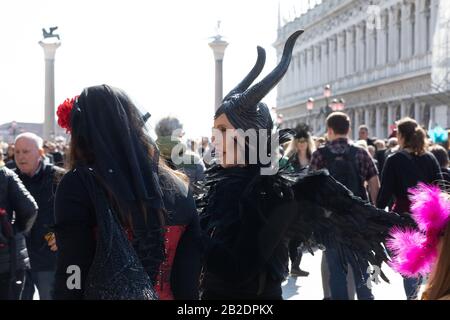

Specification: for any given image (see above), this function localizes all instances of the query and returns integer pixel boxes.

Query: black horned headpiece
[214,30,304,132]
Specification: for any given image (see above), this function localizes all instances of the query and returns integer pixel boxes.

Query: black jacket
[16,162,65,271]
[0,167,38,274]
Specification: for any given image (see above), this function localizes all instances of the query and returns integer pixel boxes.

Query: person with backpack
[0,166,38,299]
[310,112,380,300]
[377,117,443,300]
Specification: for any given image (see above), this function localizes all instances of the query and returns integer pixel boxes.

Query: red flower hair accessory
[57,96,78,133]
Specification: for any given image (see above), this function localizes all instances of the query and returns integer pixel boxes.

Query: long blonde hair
[284,135,316,160]
[421,222,450,300]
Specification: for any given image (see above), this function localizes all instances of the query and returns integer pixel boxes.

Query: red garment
[154,225,186,300]
[93,225,186,300]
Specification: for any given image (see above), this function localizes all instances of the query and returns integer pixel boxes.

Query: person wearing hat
[280,123,316,277]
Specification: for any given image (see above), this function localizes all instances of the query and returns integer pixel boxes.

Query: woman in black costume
[198,30,411,300]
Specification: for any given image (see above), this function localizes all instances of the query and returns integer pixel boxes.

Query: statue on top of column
[42,27,60,41]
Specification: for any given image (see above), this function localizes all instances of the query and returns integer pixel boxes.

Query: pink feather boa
[387,183,450,277]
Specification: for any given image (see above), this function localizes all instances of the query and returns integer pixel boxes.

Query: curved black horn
[222,46,266,101]
[241,30,304,108]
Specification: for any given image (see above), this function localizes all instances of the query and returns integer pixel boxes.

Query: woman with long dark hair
[377,117,443,299]
[53,85,201,299]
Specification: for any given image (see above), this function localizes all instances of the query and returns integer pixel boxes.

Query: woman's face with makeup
[213,113,245,168]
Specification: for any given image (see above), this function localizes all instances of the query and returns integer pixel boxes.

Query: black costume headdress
[215,30,304,132]
[197,31,414,290]
[294,123,311,140]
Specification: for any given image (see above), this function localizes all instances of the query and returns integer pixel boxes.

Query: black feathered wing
[257,168,413,284]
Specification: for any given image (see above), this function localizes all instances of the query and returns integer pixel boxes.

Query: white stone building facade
[275,0,450,139]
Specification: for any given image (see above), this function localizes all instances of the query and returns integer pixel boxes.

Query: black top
[53,168,201,300]
[376,151,443,212]
[374,149,387,173]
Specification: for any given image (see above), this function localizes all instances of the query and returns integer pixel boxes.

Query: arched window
[411,3,416,55]
[425,0,431,51]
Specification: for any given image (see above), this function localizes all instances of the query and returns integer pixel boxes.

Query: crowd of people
[0,30,449,301]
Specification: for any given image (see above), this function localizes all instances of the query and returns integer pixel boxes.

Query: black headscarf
[70,84,165,211]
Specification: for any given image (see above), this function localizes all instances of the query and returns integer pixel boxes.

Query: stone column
[346,28,353,75]
[297,53,302,91]
[379,13,388,66]
[354,108,360,140]
[375,105,382,138]
[299,51,305,91]
[387,103,394,135]
[402,2,412,59]
[414,100,423,124]
[330,37,337,81]
[400,101,408,118]
[209,37,229,112]
[415,0,424,55]
[314,45,321,86]
[366,25,375,70]
[321,41,328,85]
[430,0,438,47]
[388,7,397,62]
[362,107,369,127]
[337,32,345,78]
[39,40,61,141]
[355,24,363,72]
[292,54,298,92]
[307,48,313,88]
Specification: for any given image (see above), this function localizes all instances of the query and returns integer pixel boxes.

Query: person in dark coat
[0,165,38,299]
[13,132,65,300]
